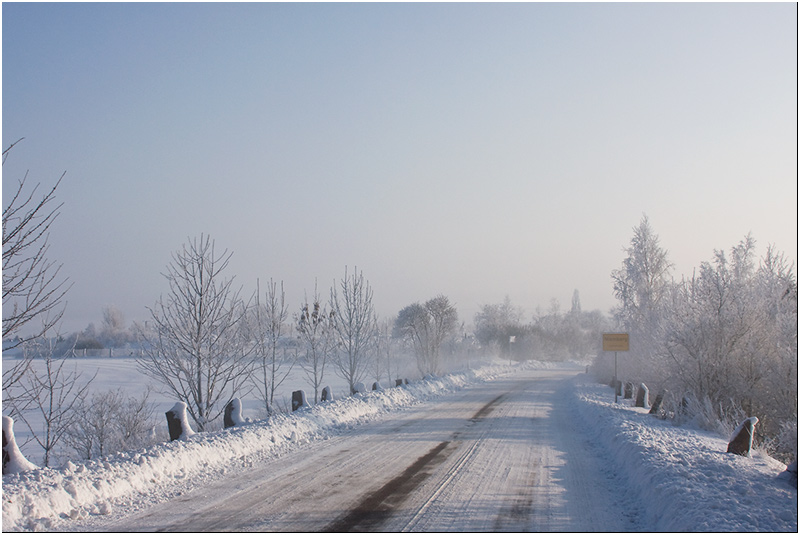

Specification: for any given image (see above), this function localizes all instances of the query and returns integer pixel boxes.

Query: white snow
[2,361,796,532]
[2,416,39,475]
[571,376,796,531]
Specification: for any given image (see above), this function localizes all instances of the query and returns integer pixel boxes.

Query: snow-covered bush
[607,216,797,453]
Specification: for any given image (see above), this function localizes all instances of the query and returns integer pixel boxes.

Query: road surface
[102,367,641,531]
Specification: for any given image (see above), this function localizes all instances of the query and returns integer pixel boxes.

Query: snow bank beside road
[3,360,552,532]
[571,375,797,532]
[6,361,792,532]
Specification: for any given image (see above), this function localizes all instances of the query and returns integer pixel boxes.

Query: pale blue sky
[3,2,797,334]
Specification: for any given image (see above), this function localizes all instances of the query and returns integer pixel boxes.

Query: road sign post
[603,333,629,403]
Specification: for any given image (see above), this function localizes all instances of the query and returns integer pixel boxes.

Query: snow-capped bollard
[635,383,649,408]
[624,382,634,399]
[2,415,38,475]
[649,391,666,415]
[292,390,307,411]
[224,398,245,428]
[372,381,383,391]
[727,417,759,456]
[165,402,196,441]
[321,386,333,402]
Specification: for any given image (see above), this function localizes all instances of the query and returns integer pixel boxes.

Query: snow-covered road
[101,367,640,532]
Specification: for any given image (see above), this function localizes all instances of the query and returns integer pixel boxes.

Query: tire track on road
[323,392,509,532]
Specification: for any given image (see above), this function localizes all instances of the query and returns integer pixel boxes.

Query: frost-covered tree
[473,296,525,356]
[249,278,293,414]
[606,220,797,460]
[374,317,400,386]
[296,282,333,404]
[2,141,72,402]
[610,214,673,383]
[7,335,95,467]
[138,235,253,431]
[2,140,71,350]
[394,295,458,376]
[571,289,582,315]
[330,267,376,394]
[755,246,797,452]
[426,296,459,370]
[99,305,132,347]
[394,303,428,370]
[612,215,672,326]
[663,236,797,454]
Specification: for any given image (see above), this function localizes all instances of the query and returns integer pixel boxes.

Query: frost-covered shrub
[66,388,157,460]
[673,395,746,439]
[761,419,798,465]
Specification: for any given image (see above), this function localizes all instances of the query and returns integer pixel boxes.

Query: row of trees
[600,215,797,461]
[473,294,611,361]
[136,236,385,430]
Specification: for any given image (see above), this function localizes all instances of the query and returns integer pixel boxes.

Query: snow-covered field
[2,360,796,532]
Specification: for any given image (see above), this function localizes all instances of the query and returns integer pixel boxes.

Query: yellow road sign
[603,333,629,352]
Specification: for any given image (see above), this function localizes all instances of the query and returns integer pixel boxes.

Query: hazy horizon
[3,2,796,336]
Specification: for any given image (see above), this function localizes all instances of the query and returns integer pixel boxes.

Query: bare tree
[330,267,376,394]
[138,235,252,431]
[296,281,334,404]
[250,278,293,414]
[2,140,71,350]
[6,335,95,467]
